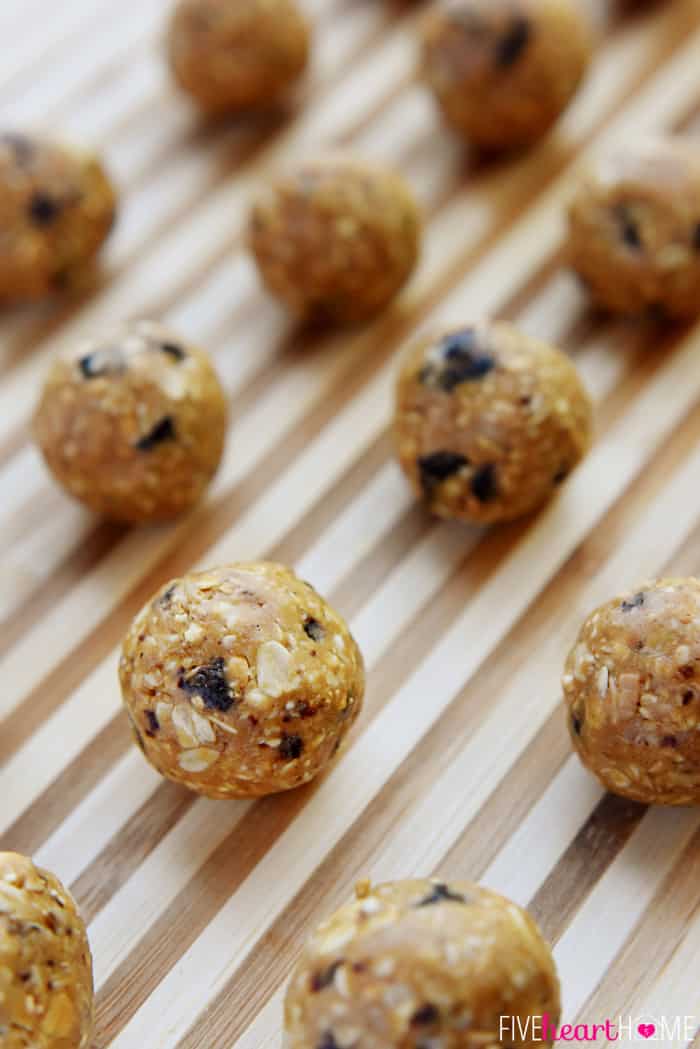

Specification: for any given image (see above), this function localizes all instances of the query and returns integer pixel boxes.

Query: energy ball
[119,561,364,798]
[285,878,561,1049]
[0,852,94,1049]
[563,578,700,805]
[167,0,310,114]
[0,132,115,301]
[568,137,700,318]
[393,320,592,524]
[33,320,227,523]
[421,0,591,150]
[248,154,422,324]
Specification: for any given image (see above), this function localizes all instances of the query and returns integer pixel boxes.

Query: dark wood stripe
[0,718,131,856]
[580,820,700,1026]
[529,794,646,944]
[93,786,312,1047]
[73,781,195,926]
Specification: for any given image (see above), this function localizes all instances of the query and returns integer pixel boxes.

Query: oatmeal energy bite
[119,561,364,798]
[285,878,561,1049]
[421,0,591,150]
[394,320,592,525]
[32,319,227,524]
[568,136,700,318]
[167,0,310,114]
[248,154,422,323]
[564,578,700,805]
[0,852,94,1049]
[0,132,115,301]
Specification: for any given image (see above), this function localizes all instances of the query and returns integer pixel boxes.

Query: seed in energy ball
[284,878,561,1049]
[563,578,700,805]
[248,154,422,324]
[0,852,94,1049]
[0,132,116,301]
[393,320,592,524]
[32,319,227,524]
[167,0,311,114]
[119,562,365,798]
[567,136,700,318]
[420,0,591,150]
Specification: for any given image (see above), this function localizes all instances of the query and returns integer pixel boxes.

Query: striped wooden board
[2,0,700,1045]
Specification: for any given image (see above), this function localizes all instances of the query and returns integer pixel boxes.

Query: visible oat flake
[178,747,219,772]
[257,640,292,697]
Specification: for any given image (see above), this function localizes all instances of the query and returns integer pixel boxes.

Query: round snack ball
[248,154,422,323]
[0,132,115,301]
[285,878,561,1049]
[33,320,227,523]
[119,561,364,798]
[0,852,93,1049]
[564,578,700,805]
[394,320,592,524]
[167,0,310,114]
[421,0,591,150]
[568,136,700,318]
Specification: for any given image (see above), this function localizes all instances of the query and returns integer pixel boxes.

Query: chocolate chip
[179,658,235,712]
[79,354,102,379]
[28,192,60,226]
[495,15,530,67]
[317,1034,340,1049]
[411,1005,439,1026]
[693,224,700,251]
[279,734,304,760]
[661,735,678,748]
[160,342,186,361]
[159,584,177,608]
[284,701,316,722]
[419,451,468,497]
[571,711,583,736]
[304,617,325,642]
[680,664,695,680]
[683,690,694,705]
[311,961,342,992]
[78,347,125,379]
[553,465,570,485]
[135,416,176,451]
[417,883,467,907]
[421,328,495,392]
[470,463,497,502]
[144,710,159,736]
[621,592,645,612]
[614,205,642,250]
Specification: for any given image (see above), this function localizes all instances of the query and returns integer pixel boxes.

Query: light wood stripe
[3,3,700,1048]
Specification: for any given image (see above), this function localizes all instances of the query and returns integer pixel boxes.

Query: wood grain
[2,0,700,1046]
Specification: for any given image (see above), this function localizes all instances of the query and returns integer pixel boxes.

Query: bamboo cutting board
[2,0,700,1046]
